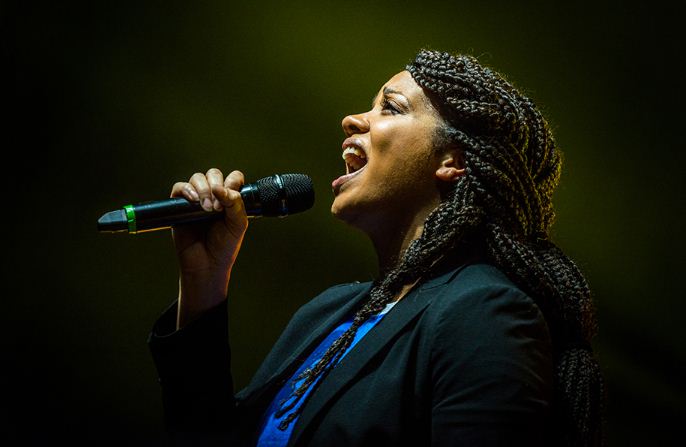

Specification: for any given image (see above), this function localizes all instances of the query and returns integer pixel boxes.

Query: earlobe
[435,156,466,182]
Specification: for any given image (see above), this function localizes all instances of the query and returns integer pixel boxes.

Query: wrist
[177,269,230,329]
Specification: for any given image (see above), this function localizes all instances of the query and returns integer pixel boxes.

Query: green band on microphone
[124,204,137,233]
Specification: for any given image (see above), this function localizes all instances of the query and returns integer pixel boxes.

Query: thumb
[212,184,247,223]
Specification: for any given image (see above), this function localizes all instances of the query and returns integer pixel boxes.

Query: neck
[371,223,423,275]
[366,203,437,275]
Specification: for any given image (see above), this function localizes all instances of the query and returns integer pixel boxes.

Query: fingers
[214,170,245,217]
[206,168,225,211]
[224,170,245,191]
[207,169,244,206]
[187,170,215,211]
[169,169,246,214]
[171,182,200,202]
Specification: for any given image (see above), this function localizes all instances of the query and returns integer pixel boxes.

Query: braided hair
[277,49,603,446]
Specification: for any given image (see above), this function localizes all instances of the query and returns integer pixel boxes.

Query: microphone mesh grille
[257,174,314,216]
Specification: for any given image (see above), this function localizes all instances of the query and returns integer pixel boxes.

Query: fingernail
[202,198,213,211]
[213,199,223,211]
[185,186,199,201]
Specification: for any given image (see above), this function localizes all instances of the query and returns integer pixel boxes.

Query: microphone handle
[133,183,263,231]
[127,198,223,233]
[99,184,264,233]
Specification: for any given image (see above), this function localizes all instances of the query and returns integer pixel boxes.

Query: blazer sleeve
[429,285,554,446]
[147,299,251,445]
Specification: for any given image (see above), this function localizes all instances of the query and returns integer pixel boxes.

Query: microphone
[97,173,315,234]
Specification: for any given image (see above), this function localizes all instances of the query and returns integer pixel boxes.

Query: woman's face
[331,70,457,232]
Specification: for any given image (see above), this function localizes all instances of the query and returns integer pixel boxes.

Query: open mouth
[331,141,369,193]
[342,145,368,174]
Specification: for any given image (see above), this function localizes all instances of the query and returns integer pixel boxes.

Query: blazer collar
[287,259,470,447]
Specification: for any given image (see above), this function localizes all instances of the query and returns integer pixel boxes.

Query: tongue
[332,164,367,192]
[331,173,352,190]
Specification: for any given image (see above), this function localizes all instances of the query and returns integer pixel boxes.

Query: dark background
[4,0,684,445]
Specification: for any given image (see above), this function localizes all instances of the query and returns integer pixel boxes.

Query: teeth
[341,146,367,160]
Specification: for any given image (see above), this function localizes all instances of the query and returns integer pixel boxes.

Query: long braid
[407,50,603,446]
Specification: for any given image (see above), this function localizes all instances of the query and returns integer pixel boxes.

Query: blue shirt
[256,301,397,447]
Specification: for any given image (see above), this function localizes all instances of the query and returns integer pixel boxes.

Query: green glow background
[5,0,684,445]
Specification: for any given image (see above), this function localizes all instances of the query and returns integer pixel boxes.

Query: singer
[147,50,603,446]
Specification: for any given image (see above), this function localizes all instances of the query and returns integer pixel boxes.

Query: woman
[148,50,603,446]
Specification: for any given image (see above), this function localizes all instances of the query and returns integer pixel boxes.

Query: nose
[342,112,369,137]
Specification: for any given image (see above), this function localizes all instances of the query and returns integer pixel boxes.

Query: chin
[330,196,350,221]
[331,194,361,226]
[331,196,382,236]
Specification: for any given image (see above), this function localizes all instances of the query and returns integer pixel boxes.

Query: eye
[380,98,401,115]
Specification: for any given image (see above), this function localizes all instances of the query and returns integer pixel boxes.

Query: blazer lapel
[288,262,469,447]
[267,282,374,384]
[237,282,373,410]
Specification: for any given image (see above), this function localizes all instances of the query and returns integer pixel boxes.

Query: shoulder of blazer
[422,262,534,307]
[456,262,522,291]
[420,262,551,351]
[412,262,545,331]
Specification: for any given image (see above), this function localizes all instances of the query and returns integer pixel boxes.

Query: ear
[435,146,466,182]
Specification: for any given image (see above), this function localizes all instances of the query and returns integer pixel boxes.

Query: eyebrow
[371,87,411,108]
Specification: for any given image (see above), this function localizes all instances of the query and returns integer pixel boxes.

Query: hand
[170,168,249,328]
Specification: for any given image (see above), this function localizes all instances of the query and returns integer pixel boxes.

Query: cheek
[366,150,437,204]
[370,121,395,151]
[367,118,440,187]
[371,127,425,168]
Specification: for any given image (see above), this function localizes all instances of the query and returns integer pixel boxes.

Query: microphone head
[254,173,315,217]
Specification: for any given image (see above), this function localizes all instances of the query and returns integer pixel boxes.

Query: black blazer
[148,261,553,446]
